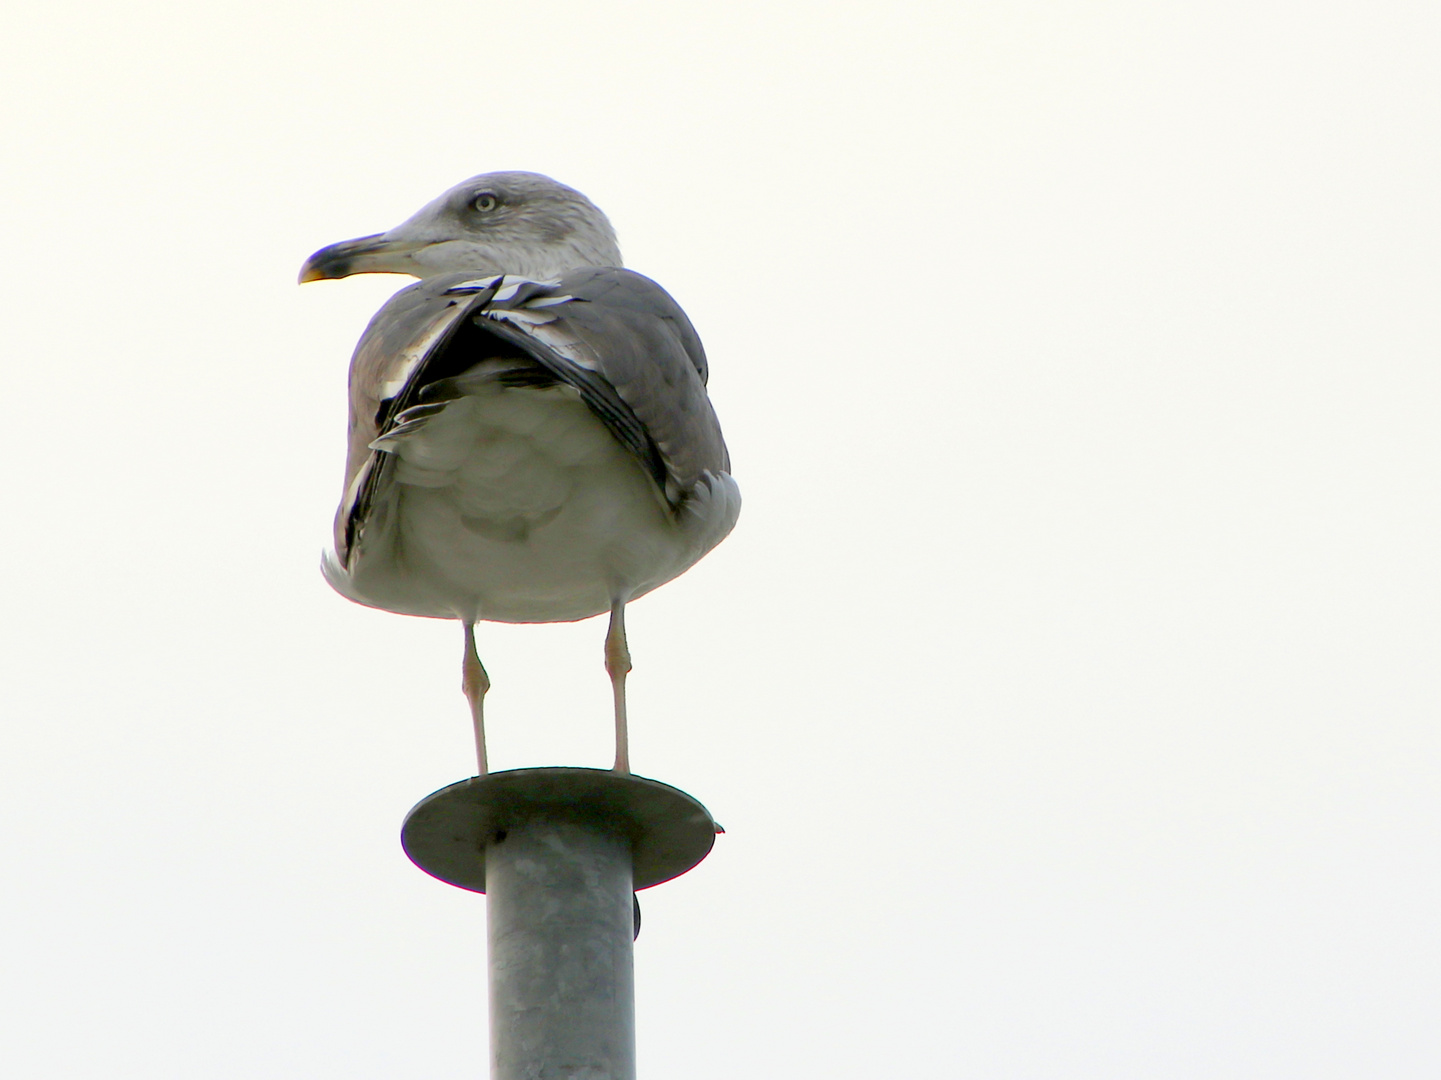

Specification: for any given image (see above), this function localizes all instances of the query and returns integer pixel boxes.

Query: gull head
[299,171,622,283]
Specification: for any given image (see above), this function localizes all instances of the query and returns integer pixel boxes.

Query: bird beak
[298,234,433,283]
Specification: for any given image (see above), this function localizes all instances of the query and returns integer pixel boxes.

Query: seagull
[299,172,740,776]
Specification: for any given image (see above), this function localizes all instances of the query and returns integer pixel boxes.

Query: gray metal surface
[486,817,636,1080]
[400,767,718,892]
[401,768,719,1080]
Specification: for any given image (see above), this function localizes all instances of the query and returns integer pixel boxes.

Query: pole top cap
[401,767,720,892]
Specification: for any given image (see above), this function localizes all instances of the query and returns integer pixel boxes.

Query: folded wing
[336,268,731,567]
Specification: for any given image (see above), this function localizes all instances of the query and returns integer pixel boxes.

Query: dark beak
[298,234,430,283]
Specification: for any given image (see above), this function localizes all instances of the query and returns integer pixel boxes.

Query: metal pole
[401,768,720,1080]
[486,817,636,1079]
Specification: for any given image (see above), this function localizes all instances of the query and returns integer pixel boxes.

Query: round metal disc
[400,767,719,892]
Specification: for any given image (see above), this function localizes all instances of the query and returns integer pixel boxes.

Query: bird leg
[462,621,490,776]
[605,600,632,774]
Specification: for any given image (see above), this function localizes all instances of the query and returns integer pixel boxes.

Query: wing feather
[336,267,730,565]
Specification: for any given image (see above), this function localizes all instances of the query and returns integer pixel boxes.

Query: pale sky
[2,2,1437,1077]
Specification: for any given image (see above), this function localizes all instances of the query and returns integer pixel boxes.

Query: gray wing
[470,267,729,500]
[336,268,730,563]
[543,267,727,495]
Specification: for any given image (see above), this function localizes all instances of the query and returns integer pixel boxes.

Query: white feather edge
[375,300,481,402]
[481,308,599,371]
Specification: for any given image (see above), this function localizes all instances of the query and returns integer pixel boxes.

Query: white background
[2,2,1437,1076]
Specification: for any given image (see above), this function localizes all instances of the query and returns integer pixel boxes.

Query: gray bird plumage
[330,266,734,613]
[300,171,739,773]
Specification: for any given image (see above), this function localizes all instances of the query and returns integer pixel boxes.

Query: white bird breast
[326,377,739,625]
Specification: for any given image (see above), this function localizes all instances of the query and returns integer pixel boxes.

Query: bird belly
[335,383,704,623]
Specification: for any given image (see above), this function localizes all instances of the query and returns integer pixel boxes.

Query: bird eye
[472,193,499,213]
